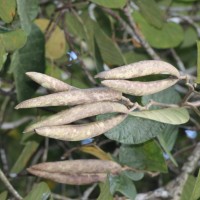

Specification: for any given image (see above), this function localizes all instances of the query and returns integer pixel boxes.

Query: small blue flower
[67,51,78,61]
[81,138,94,145]
[163,153,170,160]
[185,130,197,139]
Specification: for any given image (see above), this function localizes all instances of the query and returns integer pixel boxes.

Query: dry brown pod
[15,87,122,109]
[24,101,129,133]
[27,159,122,185]
[35,114,127,141]
[101,78,178,96]
[26,72,77,92]
[95,60,180,79]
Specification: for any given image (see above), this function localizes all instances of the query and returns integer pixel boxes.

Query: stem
[0,169,23,200]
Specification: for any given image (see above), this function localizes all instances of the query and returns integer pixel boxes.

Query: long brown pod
[24,102,129,133]
[35,114,127,141]
[26,72,77,92]
[95,60,180,79]
[27,160,122,185]
[15,88,122,109]
[101,78,179,96]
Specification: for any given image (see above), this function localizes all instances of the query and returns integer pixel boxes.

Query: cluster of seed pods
[16,60,180,184]
[16,60,180,141]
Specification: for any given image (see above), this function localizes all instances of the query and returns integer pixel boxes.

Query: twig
[0,168,23,200]
[123,6,161,60]
[170,49,186,72]
[81,183,97,200]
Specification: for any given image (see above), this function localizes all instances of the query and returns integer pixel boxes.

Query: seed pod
[95,60,180,79]
[101,78,178,96]
[15,88,122,109]
[24,102,128,133]
[26,72,77,92]
[35,114,126,141]
[27,159,122,185]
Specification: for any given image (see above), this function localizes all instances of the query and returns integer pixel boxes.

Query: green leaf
[97,177,113,200]
[142,87,181,109]
[109,173,137,200]
[180,27,198,48]
[90,0,127,8]
[129,108,189,125]
[133,11,184,49]
[65,12,88,40]
[94,23,126,65]
[157,134,178,167]
[11,24,45,101]
[98,113,167,144]
[24,182,52,200]
[0,46,7,71]
[10,141,39,174]
[123,170,144,181]
[180,176,196,200]
[0,29,27,52]
[190,168,200,200]
[16,0,39,33]
[119,140,167,172]
[0,0,16,23]
[136,0,164,28]
[0,191,8,200]
[196,41,200,84]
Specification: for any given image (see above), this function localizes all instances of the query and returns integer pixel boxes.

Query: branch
[0,168,23,200]
[123,6,161,60]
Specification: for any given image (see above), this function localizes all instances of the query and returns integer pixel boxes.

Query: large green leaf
[11,24,45,101]
[0,0,16,23]
[10,141,39,174]
[98,113,167,144]
[136,0,164,28]
[90,0,127,8]
[16,0,39,33]
[94,23,126,65]
[0,191,8,200]
[133,11,184,49]
[129,107,189,125]
[119,140,167,172]
[97,177,113,200]
[109,173,137,200]
[190,168,200,200]
[0,29,27,52]
[123,170,144,181]
[24,182,53,200]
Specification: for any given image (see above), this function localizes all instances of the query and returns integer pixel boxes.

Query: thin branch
[123,6,161,60]
[52,193,79,200]
[0,168,23,200]
[170,48,186,72]
[81,183,97,200]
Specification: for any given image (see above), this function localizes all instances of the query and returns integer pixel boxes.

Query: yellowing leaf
[0,0,16,23]
[79,145,113,160]
[35,18,67,60]
[129,108,189,125]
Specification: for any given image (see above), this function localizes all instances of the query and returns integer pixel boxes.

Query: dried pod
[101,78,178,96]
[24,102,128,133]
[26,72,77,92]
[15,88,122,109]
[27,159,122,185]
[95,60,180,79]
[35,114,127,141]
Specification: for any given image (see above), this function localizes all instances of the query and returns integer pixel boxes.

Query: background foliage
[0,0,200,199]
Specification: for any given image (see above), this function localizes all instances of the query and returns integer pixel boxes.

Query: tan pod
[15,88,122,109]
[24,102,128,133]
[35,114,127,141]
